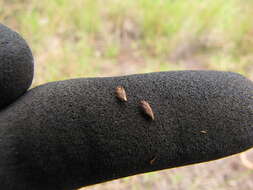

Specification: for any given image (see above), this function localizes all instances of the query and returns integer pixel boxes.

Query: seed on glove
[150,156,157,165]
[115,86,127,102]
[140,100,154,120]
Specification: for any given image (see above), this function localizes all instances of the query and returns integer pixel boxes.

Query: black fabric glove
[0,23,252,190]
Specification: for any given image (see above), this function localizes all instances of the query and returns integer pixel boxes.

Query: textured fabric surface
[0,23,252,190]
[0,71,253,190]
[0,23,34,109]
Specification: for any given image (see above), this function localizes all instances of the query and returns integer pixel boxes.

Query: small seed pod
[140,100,155,120]
[115,86,127,102]
[150,156,157,165]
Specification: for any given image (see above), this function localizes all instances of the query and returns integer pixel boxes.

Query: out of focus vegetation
[1,1,253,189]
[1,0,253,87]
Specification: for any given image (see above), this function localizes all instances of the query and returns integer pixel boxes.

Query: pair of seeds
[116,86,156,165]
[115,86,155,120]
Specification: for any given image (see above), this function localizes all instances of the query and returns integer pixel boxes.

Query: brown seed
[115,86,127,102]
[140,100,154,120]
[150,156,157,165]
[200,130,207,134]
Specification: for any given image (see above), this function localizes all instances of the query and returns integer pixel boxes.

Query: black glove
[0,23,252,190]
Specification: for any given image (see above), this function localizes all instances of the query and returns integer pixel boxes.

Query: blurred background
[1,0,253,189]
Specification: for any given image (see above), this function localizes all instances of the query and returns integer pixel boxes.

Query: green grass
[1,0,253,86]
